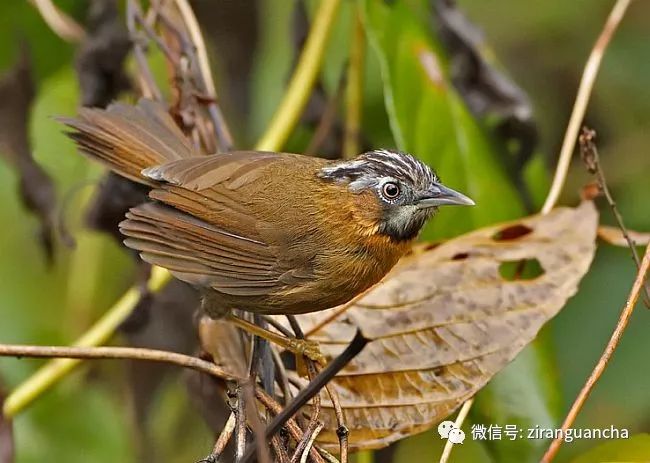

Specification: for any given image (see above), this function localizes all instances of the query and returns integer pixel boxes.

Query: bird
[60,99,474,320]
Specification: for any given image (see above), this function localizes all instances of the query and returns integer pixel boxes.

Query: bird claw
[287,338,327,365]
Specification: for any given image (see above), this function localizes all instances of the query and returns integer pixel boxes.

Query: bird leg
[226,314,326,365]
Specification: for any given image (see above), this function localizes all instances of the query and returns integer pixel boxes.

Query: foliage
[0,1,648,462]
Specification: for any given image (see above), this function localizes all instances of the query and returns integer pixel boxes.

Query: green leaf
[471,331,562,463]
[570,434,650,463]
[361,3,560,463]
[361,0,525,240]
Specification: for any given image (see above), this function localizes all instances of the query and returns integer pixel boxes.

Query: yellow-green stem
[343,9,365,159]
[4,0,342,418]
[255,0,342,151]
[3,266,170,418]
[356,450,374,463]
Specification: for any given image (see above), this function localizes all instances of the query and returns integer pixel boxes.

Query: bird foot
[287,338,327,365]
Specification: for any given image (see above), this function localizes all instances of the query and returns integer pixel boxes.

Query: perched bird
[61,100,473,318]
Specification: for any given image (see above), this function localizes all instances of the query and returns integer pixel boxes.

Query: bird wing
[119,151,318,298]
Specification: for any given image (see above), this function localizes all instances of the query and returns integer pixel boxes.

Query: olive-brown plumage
[61,100,473,316]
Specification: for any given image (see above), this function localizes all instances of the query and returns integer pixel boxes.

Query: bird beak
[416,183,475,208]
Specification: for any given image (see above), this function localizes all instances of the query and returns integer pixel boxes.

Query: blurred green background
[0,1,648,462]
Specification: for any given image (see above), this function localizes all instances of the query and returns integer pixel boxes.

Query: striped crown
[318,149,438,192]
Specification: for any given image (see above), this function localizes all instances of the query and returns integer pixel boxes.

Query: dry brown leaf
[597,225,650,247]
[204,202,598,451]
[287,202,597,450]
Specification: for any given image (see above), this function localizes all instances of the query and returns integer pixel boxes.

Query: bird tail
[59,99,197,186]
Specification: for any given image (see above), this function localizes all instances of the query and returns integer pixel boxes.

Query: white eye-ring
[381,181,400,199]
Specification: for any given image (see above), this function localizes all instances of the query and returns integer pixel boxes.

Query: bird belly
[265,237,411,314]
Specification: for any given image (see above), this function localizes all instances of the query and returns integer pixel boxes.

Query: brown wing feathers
[61,100,305,305]
[59,99,196,185]
[120,203,280,295]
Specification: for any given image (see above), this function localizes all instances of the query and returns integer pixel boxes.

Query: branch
[2,266,170,417]
[241,330,368,463]
[171,0,234,151]
[579,127,650,306]
[0,344,241,380]
[541,244,650,462]
[255,0,342,151]
[541,0,632,214]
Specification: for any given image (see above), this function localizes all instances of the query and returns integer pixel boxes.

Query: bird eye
[381,182,400,199]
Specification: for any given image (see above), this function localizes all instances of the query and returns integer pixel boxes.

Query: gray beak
[416,183,475,208]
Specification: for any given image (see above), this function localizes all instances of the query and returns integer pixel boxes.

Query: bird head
[318,149,474,241]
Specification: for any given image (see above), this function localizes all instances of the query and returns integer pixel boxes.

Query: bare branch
[541,0,632,214]
[541,244,650,462]
[0,343,243,380]
[579,127,650,307]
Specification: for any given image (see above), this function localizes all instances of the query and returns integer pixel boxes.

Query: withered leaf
[288,202,597,449]
[597,225,650,247]
[203,203,598,450]
[0,47,59,262]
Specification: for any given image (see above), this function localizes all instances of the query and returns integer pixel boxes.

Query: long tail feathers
[59,99,197,185]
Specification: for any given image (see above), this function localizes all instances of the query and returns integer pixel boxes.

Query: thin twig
[300,423,324,463]
[439,397,474,463]
[256,0,342,151]
[30,0,86,42]
[579,127,650,307]
[261,315,296,339]
[171,0,234,151]
[0,344,241,380]
[198,412,237,462]
[212,413,237,458]
[324,382,348,463]
[256,388,326,463]
[343,9,365,159]
[270,435,291,463]
[244,383,272,463]
[243,331,368,463]
[541,244,650,462]
[127,0,163,100]
[541,0,632,214]
[294,421,324,463]
[270,347,293,403]
[235,385,247,462]
[301,359,323,457]
[3,266,171,417]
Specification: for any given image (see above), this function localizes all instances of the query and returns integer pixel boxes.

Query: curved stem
[3,266,170,417]
[255,0,342,152]
[0,344,241,384]
[540,0,631,214]
[30,0,86,43]
[541,244,650,462]
[439,397,474,463]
